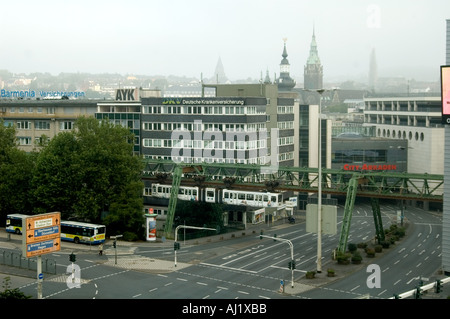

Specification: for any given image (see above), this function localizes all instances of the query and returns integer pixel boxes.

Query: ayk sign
[115,88,139,101]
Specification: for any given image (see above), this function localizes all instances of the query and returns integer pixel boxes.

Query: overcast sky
[0,0,448,82]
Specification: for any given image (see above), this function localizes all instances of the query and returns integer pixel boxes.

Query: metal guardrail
[389,276,450,299]
[0,249,56,275]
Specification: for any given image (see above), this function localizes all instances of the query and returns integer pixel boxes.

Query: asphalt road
[0,201,447,300]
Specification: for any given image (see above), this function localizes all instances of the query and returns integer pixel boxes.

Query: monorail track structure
[142,159,443,252]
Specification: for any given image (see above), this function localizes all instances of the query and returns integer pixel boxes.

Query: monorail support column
[337,176,358,253]
[164,165,182,239]
[370,198,385,244]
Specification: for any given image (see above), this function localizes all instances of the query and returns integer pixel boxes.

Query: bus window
[238,193,245,200]
[271,196,277,203]
[247,194,254,201]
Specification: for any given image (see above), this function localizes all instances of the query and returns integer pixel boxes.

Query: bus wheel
[15,228,21,235]
[74,237,80,244]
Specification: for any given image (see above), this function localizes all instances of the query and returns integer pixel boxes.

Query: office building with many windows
[140,96,269,165]
[363,94,444,175]
[0,99,97,151]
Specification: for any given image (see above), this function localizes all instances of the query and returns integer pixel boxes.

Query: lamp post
[305,88,328,273]
[317,89,325,273]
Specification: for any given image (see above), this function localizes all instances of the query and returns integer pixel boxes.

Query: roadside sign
[22,212,61,258]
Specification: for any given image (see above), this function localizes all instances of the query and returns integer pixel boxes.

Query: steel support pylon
[164,165,182,238]
[337,176,358,253]
[370,197,385,244]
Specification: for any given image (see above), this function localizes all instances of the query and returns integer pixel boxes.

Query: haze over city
[0,0,449,83]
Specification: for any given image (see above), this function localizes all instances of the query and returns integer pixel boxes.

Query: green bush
[394,227,406,238]
[351,251,362,264]
[366,248,375,258]
[336,251,351,264]
[374,245,383,253]
[348,243,357,253]
[122,231,139,242]
[380,240,390,248]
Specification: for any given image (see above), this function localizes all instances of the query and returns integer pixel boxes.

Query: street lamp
[305,88,334,273]
[317,89,324,273]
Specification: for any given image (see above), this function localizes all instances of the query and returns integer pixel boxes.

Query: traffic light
[414,286,422,299]
[435,279,443,293]
[174,242,180,251]
[288,260,296,270]
[113,240,117,248]
[69,253,76,262]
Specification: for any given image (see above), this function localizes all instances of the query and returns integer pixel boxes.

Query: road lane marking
[200,262,258,274]
[378,289,387,296]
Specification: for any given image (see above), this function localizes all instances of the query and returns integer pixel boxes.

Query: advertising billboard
[441,65,450,124]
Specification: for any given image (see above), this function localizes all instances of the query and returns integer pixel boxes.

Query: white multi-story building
[363,94,444,175]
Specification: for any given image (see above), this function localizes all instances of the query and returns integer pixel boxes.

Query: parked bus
[5,214,29,234]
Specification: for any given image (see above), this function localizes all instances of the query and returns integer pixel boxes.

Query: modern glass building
[332,134,408,173]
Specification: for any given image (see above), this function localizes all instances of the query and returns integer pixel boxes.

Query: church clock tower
[304,28,323,90]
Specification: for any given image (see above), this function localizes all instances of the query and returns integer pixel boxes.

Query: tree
[31,132,82,218]
[0,277,31,299]
[32,117,145,235]
[0,120,36,221]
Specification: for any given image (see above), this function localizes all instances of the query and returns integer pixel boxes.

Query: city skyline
[0,0,448,83]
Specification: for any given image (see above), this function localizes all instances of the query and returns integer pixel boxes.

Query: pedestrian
[98,243,103,256]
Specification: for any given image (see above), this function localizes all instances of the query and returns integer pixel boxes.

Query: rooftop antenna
[201,72,204,97]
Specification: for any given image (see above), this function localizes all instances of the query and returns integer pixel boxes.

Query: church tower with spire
[275,38,296,91]
[304,27,323,90]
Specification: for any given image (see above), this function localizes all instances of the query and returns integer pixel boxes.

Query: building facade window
[35,121,50,130]
[16,121,32,130]
[60,121,74,130]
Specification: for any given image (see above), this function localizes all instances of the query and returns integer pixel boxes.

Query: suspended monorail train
[149,183,284,208]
